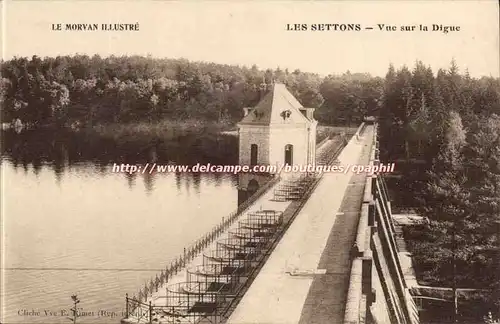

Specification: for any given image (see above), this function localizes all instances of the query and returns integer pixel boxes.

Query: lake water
[1,129,255,324]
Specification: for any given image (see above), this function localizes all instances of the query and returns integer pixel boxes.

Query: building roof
[238,83,314,126]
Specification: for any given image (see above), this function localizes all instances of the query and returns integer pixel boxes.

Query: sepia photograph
[1,1,499,324]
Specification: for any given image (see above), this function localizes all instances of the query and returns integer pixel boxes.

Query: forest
[379,61,500,321]
[0,54,383,129]
[1,55,500,320]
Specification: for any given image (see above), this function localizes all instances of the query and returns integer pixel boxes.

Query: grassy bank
[90,119,234,138]
[85,119,234,143]
[86,121,358,144]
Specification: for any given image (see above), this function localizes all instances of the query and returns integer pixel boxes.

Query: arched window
[250,144,258,166]
[248,179,259,195]
[284,144,293,166]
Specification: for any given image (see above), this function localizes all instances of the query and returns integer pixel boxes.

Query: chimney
[307,108,315,120]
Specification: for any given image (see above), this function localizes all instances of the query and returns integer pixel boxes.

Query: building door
[284,144,293,166]
[250,144,258,166]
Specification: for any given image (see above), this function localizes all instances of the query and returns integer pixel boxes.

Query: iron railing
[124,134,349,323]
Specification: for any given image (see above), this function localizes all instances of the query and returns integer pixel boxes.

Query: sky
[2,0,499,78]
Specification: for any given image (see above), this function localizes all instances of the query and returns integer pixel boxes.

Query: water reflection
[1,128,239,193]
[1,128,246,324]
[1,128,277,324]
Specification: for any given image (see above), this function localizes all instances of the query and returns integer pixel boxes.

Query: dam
[121,84,419,324]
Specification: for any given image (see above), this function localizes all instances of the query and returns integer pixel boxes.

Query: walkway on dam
[227,126,374,324]
[141,134,346,310]
[299,138,373,324]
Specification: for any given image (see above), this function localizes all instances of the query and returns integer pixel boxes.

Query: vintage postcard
[1,1,499,324]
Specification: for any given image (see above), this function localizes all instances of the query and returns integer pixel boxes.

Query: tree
[464,115,500,304]
[422,111,469,322]
[47,81,70,123]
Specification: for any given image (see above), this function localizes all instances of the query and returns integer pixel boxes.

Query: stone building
[237,83,318,203]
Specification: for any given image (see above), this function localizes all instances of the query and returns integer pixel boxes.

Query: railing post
[362,253,373,295]
[125,293,129,319]
[148,300,152,324]
[371,175,377,197]
[368,202,376,227]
